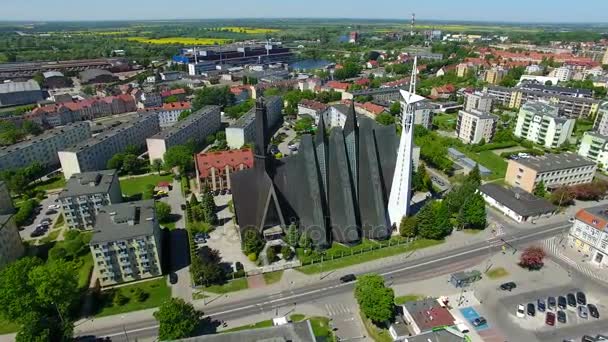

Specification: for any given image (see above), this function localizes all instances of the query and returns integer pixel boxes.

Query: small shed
[450,270,482,288]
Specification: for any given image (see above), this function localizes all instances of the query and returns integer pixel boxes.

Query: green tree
[83,85,95,96]
[281,246,294,260]
[266,247,277,263]
[155,202,172,222]
[178,110,192,121]
[163,95,179,103]
[399,216,418,238]
[192,86,235,111]
[122,154,142,175]
[389,102,401,115]
[468,164,482,187]
[375,113,395,126]
[550,186,575,207]
[285,224,299,247]
[107,153,125,170]
[417,201,452,240]
[534,180,547,198]
[294,117,314,134]
[299,231,312,249]
[457,193,487,230]
[190,193,200,207]
[164,145,194,173]
[154,298,202,340]
[242,228,265,256]
[201,188,217,224]
[354,274,395,324]
[413,163,432,192]
[152,159,163,175]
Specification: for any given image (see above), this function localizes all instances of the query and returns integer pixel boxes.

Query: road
[76,221,571,341]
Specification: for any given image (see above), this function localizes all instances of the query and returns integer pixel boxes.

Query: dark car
[537,299,546,312]
[30,228,45,238]
[527,303,536,316]
[588,304,599,319]
[169,273,178,284]
[545,312,555,326]
[472,317,487,327]
[557,310,567,323]
[582,335,596,342]
[499,282,517,291]
[567,293,576,308]
[340,274,357,283]
[596,335,608,341]
[45,209,57,215]
[180,204,186,210]
[576,291,587,305]
[548,296,557,311]
[558,296,567,310]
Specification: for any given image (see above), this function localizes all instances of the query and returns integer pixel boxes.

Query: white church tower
[388,57,425,227]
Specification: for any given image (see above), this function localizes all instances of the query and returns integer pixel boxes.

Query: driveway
[276,126,297,156]
[163,179,192,301]
[19,193,60,242]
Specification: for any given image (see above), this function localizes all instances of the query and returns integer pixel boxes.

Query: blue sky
[1,0,607,23]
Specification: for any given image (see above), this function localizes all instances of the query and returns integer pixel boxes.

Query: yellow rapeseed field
[126,37,232,45]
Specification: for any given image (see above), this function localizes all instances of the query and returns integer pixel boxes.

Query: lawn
[462,149,508,180]
[38,229,62,244]
[297,239,444,275]
[486,267,509,279]
[360,311,392,342]
[31,176,66,192]
[53,214,65,229]
[126,37,232,45]
[433,113,458,131]
[223,315,333,340]
[222,319,273,333]
[120,174,173,197]
[76,253,94,290]
[95,278,171,317]
[0,317,19,334]
[395,294,423,305]
[203,278,248,294]
[263,270,284,285]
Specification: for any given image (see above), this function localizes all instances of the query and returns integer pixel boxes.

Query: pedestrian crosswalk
[325,303,352,316]
[541,238,608,282]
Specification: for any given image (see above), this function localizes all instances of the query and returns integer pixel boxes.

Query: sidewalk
[542,237,608,283]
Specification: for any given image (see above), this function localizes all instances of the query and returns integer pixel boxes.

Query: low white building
[478,183,556,223]
[569,205,608,267]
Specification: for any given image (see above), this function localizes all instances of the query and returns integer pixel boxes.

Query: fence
[246,260,302,276]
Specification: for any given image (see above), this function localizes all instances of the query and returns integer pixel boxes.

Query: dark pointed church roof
[343,101,358,136]
[315,111,327,146]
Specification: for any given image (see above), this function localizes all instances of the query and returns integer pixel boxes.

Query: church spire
[343,100,358,136]
[254,97,270,172]
[315,111,327,145]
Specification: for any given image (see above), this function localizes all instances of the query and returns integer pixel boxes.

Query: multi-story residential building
[484,67,507,85]
[552,66,573,82]
[514,101,575,148]
[0,80,44,107]
[0,122,91,171]
[413,102,434,129]
[58,170,123,229]
[456,109,498,144]
[593,101,608,136]
[602,48,608,66]
[456,62,477,77]
[58,113,160,179]
[569,205,608,267]
[226,96,283,149]
[344,87,404,102]
[321,104,349,129]
[297,99,328,121]
[27,94,137,123]
[505,153,596,193]
[578,131,608,171]
[89,200,163,286]
[147,106,221,164]
[195,148,254,192]
[140,102,192,127]
[0,182,24,269]
[464,92,493,112]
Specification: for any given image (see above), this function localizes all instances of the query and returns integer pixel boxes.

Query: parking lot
[19,193,61,242]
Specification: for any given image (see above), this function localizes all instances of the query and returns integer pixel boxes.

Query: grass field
[126,37,232,45]
[77,253,94,290]
[0,317,19,334]
[38,229,62,244]
[31,176,66,192]
[462,149,508,180]
[119,174,173,197]
[96,278,171,317]
[203,278,248,294]
[360,311,392,342]
[395,294,423,305]
[486,267,509,279]
[221,27,280,34]
[263,270,284,285]
[433,113,458,131]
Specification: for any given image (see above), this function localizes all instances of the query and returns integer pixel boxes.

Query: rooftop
[58,170,118,199]
[513,153,595,173]
[460,109,497,120]
[402,297,456,332]
[0,80,41,94]
[149,106,219,141]
[575,205,608,232]
[521,101,560,117]
[196,148,254,178]
[0,122,90,157]
[173,321,317,342]
[479,183,556,217]
[91,200,157,244]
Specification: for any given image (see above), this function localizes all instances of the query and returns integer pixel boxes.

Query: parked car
[500,282,517,291]
[545,312,555,326]
[472,317,487,327]
[548,296,556,311]
[169,273,178,284]
[557,310,567,324]
[30,229,45,238]
[48,204,60,210]
[537,299,546,312]
[578,305,589,319]
[596,335,608,341]
[576,291,587,305]
[340,274,356,283]
[588,304,600,319]
[45,209,57,215]
[180,204,187,210]
[41,218,52,225]
[582,335,596,342]
[567,293,576,308]
[516,304,526,318]
[527,303,536,317]
[558,296,567,310]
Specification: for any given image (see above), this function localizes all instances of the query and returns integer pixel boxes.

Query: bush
[113,292,129,306]
[14,199,36,227]
[133,288,149,302]
[266,247,278,263]
[281,247,294,260]
[248,253,258,262]
[519,246,546,271]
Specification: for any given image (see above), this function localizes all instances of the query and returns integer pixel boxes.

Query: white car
[517,304,526,318]
[48,204,60,210]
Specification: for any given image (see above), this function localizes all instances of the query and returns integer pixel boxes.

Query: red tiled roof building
[195,149,254,192]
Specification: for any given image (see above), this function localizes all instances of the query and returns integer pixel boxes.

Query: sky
[1,0,608,23]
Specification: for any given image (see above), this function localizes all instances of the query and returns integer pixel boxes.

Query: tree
[389,101,401,115]
[164,145,194,173]
[242,228,265,256]
[192,86,235,111]
[375,113,395,126]
[107,153,125,170]
[417,201,452,240]
[164,95,179,103]
[354,274,395,324]
[519,246,546,270]
[178,110,192,121]
[201,188,217,224]
[299,232,312,250]
[155,202,172,222]
[83,85,95,96]
[266,247,277,263]
[152,159,163,176]
[154,298,202,340]
[468,164,482,187]
[191,246,225,286]
[534,180,547,198]
[294,117,314,134]
[190,193,200,207]
[413,164,432,192]
[281,246,294,260]
[550,186,575,207]
[285,224,299,247]
[399,216,418,238]
[458,193,487,230]
[122,154,142,175]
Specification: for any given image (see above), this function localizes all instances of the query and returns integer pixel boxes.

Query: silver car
[578,305,589,319]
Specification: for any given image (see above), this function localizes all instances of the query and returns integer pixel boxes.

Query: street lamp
[121,315,129,342]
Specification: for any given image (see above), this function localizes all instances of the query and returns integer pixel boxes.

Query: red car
[545,312,556,326]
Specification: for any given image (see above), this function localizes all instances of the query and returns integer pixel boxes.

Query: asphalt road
[81,221,571,341]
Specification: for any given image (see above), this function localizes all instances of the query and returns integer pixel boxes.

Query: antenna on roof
[408,57,418,102]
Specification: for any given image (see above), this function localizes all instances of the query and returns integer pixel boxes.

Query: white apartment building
[514,101,575,148]
[456,109,498,144]
[0,182,24,269]
[413,102,434,129]
[58,113,160,179]
[593,101,608,136]
[147,106,221,164]
[464,92,493,113]
[0,122,91,170]
[58,170,123,229]
[569,205,608,267]
[551,66,573,83]
[89,200,163,287]
[226,96,283,149]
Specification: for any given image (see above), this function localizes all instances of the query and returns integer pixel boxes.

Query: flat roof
[148,105,219,140]
[0,80,41,94]
[90,200,157,244]
[479,183,556,217]
[513,153,595,173]
[0,122,90,157]
[460,109,497,120]
[58,170,118,199]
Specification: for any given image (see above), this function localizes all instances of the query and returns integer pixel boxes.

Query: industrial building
[0,80,44,107]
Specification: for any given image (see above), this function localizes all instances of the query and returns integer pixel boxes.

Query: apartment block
[147,105,221,164]
[578,131,608,171]
[569,205,608,267]
[456,110,498,144]
[505,153,596,193]
[603,48,608,65]
[89,200,163,287]
[484,67,507,85]
[0,122,91,171]
[412,102,435,129]
[0,182,24,269]
[464,92,493,112]
[58,113,160,179]
[514,101,575,148]
[226,96,283,149]
[58,170,123,229]
[195,149,254,192]
[593,101,608,136]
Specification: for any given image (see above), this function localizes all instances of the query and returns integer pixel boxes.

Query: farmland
[220,26,281,34]
[126,37,232,45]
